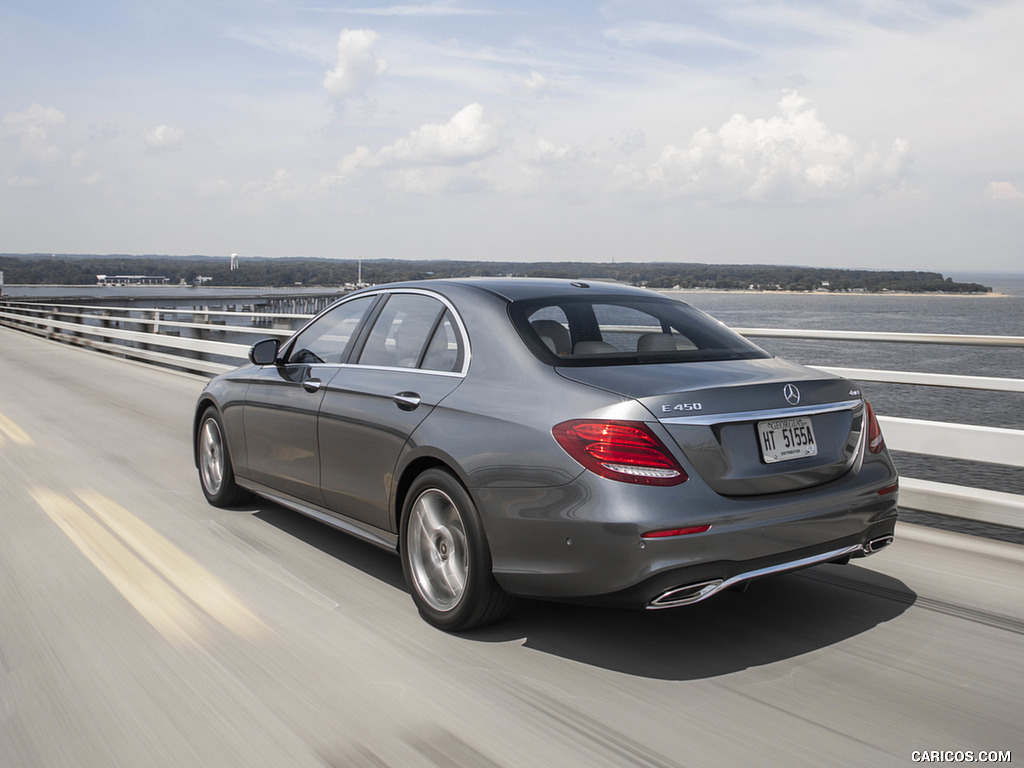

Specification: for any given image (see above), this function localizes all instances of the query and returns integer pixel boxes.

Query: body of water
[669,271,1024,506]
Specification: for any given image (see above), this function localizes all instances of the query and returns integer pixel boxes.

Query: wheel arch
[392,453,474,545]
[192,395,219,467]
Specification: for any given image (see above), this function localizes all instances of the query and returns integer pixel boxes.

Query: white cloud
[526,137,579,166]
[3,104,66,128]
[504,137,612,200]
[374,103,501,166]
[144,124,185,151]
[2,104,67,165]
[323,29,387,100]
[648,91,911,202]
[984,181,1024,201]
[523,71,552,99]
[329,104,502,194]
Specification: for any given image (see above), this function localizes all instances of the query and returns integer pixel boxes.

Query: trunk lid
[556,358,866,496]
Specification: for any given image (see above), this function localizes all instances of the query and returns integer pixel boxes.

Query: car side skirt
[237,479,399,552]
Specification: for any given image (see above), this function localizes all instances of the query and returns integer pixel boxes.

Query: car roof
[364,277,660,303]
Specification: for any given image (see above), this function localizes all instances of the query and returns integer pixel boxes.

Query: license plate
[757,416,817,463]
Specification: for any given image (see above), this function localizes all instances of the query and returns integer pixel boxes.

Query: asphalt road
[1,327,1021,768]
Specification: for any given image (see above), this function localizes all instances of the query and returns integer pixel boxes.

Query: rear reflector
[641,525,711,539]
[552,420,688,486]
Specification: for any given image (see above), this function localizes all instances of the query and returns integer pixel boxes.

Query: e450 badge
[662,402,703,413]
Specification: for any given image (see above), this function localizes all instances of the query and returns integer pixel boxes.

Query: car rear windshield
[509,295,771,367]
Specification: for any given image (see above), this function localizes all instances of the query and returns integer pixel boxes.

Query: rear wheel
[400,469,512,631]
[197,407,251,507]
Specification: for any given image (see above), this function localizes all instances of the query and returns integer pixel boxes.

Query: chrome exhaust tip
[864,535,894,554]
[649,580,724,609]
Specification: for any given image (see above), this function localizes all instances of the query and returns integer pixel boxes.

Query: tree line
[0,254,992,294]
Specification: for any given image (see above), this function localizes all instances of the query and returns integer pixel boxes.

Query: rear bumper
[643,524,894,610]
[475,465,899,607]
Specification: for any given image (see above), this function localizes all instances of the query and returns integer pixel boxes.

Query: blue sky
[2,1,1022,271]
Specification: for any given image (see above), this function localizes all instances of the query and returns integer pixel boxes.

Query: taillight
[865,401,885,453]
[552,420,688,486]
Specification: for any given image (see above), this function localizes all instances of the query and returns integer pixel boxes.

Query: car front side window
[286,296,376,365]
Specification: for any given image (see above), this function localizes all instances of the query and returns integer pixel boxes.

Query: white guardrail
[2,299,1023,530]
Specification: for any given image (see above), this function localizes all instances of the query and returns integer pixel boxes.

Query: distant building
[96,275,170,286]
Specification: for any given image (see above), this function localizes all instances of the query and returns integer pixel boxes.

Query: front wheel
[196,407,251,507]
[400,469,512,631]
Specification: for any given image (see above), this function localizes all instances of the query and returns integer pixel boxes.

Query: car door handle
[393,392,421,411]
[302,378,322,392]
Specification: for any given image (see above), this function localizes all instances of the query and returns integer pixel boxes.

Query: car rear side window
[357,294,450,370]
[421,311,464,372]
[511,295,770,366]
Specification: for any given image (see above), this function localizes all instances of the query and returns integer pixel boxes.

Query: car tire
[400,469,513,631]
[197,407,251,507]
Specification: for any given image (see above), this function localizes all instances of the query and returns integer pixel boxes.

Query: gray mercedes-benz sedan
[194,278,898,630]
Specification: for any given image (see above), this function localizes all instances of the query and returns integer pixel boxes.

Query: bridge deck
[1,326,1021,767]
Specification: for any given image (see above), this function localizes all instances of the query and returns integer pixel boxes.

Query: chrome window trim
[660,398,862,426]
[279,291,380,364]
[282,287,471,376]
[340,362,466,378]
[275,361,466,379]
[359,288,472,376]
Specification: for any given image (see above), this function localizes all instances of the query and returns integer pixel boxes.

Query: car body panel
[557,358,866,494]
[318,365,464,531]
[242,362,336,505]
[194,277,898,616]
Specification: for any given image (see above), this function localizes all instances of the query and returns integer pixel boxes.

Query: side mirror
[249,338,281,366]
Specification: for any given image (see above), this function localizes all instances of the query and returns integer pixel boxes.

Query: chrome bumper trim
[647,542,865,609]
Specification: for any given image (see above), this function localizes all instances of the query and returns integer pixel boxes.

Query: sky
[2,1,1022,271]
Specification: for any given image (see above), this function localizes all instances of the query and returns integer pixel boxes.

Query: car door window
[286,296,375,364]
[421,310,464,372]
[357,294,446,369]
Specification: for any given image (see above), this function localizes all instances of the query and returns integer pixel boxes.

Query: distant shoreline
[1,283,1008,299]
[661,288,1007,298]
